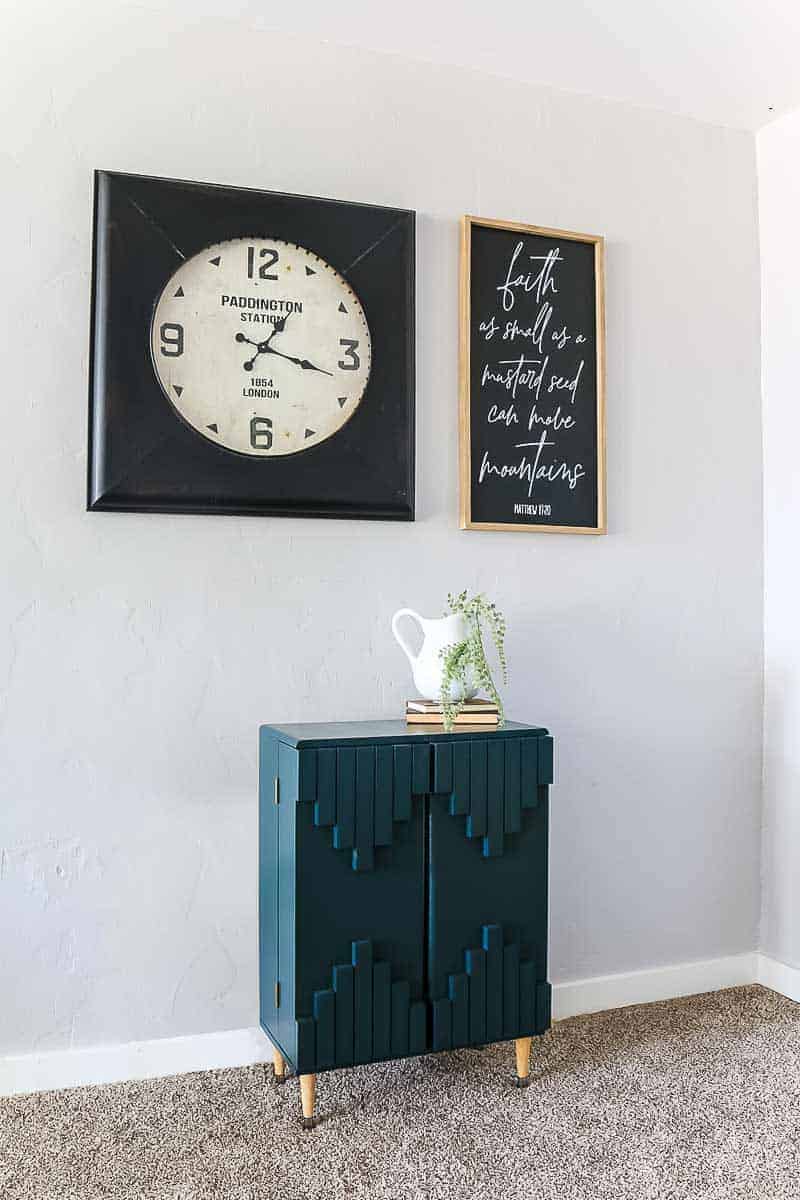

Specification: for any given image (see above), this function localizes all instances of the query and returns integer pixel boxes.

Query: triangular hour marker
[304,428,316,439]
[173,385,183,396]
[206,423,218,433]
[305,266,315,276]
[174,286,184,297]
[209,256,221,266]
[338,397,347,408]
[338,302,347,313]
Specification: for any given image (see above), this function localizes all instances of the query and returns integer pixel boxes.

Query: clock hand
[236,315,293,371]
[261,345,334,376]
[266,313,289,344]
[235,332,262,371]
[235,328,333,376]
[298,359,334,376]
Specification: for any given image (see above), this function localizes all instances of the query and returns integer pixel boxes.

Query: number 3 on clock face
[149,238,372,457]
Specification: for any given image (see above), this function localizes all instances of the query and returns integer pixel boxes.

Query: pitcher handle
[391,608,424,666]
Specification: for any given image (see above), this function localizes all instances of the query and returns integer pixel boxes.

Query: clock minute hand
[235,318,332,375]
[262,345,334,377]
[302,361,334,376]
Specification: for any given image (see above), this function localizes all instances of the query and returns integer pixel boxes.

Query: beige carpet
[2,985,799,1199]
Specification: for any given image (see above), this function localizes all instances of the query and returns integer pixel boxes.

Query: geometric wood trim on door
[298,744,431,871]
[432,923,550,1052]
[432,737,553,856]
[296,938,427,1074]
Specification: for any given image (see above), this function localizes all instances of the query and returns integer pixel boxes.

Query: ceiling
[198,0,800,132]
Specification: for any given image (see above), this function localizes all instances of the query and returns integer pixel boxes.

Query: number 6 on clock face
[149,237,372,457]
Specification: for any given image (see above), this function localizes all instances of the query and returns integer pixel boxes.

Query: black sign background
[461,218,604,533]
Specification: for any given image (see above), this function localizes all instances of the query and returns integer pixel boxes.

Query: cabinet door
[293,742,430,1073]
[427,735,552,1052]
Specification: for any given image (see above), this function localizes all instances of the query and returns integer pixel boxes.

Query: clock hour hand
[267,313,289,343]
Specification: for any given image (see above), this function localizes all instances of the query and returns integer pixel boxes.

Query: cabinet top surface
[260,719,548,748]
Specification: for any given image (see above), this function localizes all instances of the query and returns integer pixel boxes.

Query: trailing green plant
[439,590,507,730]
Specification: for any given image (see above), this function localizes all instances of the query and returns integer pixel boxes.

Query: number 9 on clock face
[149,238,372,457]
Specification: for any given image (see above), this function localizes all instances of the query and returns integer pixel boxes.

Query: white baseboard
[0,1026,272,1099]
[551,952,758,1021]
[756,951,800,1002]
[3,950,796,1099]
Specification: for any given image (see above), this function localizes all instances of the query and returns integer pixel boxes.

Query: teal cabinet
[259,720,553,1125]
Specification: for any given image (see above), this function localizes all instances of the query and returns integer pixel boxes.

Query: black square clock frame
[88,171,415,520]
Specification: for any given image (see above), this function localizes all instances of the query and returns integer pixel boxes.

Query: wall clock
[88,171,415,519]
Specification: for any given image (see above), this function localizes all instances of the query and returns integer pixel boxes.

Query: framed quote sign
[459,215,606,534]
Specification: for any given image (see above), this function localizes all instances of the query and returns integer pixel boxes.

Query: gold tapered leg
[272,1045,286,1083]
[300,1073,316,1129]
[515,1036,532,1087]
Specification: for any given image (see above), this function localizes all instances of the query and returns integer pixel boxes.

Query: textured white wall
[1,2,763,1056]
[758,110,800,969]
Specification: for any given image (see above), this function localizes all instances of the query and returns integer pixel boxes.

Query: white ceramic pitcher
[391,609,479,701]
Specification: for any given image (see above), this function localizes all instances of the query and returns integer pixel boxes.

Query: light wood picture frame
[459,214,606,534]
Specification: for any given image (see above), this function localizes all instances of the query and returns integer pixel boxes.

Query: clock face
[149,238,372,456]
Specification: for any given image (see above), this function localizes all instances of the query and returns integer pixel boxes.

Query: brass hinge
[273,777,280,805]
[274,981,281,1008]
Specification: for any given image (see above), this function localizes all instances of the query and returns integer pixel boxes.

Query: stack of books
[405,698,500,726]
